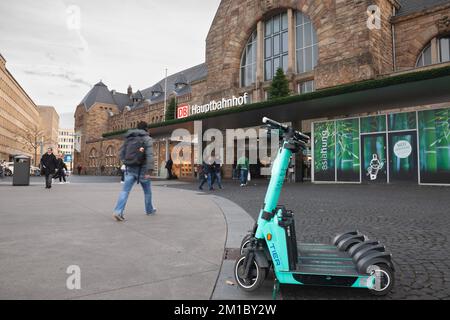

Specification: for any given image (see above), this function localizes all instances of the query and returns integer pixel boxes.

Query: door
[361,134,387,183]
[388,132,418,183]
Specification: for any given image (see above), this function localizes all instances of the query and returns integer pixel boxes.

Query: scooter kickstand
[272,278,280,300]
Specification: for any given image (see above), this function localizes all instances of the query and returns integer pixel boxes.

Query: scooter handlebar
[262,117,288,130]
[262,117,310,144]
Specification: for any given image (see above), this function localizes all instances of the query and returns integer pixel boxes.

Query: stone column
[256,20,264,102]
[288,8,296,75]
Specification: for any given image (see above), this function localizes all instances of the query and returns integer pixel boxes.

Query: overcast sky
[0,0,221,127]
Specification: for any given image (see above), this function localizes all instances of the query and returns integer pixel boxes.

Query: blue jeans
[114,168,155,216]
[199,173,212,190]
[240,169,248,185]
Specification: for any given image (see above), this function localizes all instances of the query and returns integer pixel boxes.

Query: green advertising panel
[313,121,336,181]
[388,132,418,183]
[388,112,417,131]
[418,108,450,184]
[361,115,386,133]
[336,119,360,182]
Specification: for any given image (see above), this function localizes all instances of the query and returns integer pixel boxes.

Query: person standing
[77,164,82,175]
[40,148,58,189]
[165,156,173,180]
[237,154,249,187]
[0,160,5,179]
[56,154,68,183]
[113,121,155,222]
[211,156,223,189]
[198,161,212,190]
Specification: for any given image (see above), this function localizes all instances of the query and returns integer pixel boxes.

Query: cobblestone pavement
[168,180,450,300]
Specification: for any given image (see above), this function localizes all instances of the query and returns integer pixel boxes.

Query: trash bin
[13,155,31,186]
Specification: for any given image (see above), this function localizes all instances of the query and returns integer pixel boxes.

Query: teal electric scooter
[234,117,395,296]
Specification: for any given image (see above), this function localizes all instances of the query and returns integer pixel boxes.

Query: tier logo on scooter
[269,243,281,266]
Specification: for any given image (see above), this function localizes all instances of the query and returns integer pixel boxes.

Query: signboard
[313,121,336,181]
[177,104,190,119]
[176,93,249,119]
[64,154,72,163]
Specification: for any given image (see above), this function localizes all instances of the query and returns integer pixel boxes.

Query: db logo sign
[177,104,190,119]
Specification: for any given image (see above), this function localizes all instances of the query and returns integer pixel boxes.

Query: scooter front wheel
[240,234,253,255]
[234,254,266,292]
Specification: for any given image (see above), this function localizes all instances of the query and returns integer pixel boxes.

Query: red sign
[177,104,190,119]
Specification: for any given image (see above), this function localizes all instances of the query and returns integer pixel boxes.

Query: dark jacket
[56,159,67,171]
[40,153,58,174]
[120,129,154,174]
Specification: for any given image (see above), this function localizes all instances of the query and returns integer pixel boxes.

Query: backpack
[123,135,146,167]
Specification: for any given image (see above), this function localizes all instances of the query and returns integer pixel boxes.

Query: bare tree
[17,125,45,166]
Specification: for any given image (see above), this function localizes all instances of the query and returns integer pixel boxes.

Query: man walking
[40,147,58,189]
[211,156,223,189]
[237,153,249,187]
[55,154,68,183]
[165,156,173,180]
[113,121,156,221]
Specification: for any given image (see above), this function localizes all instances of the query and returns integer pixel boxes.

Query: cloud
[22,65,92,88]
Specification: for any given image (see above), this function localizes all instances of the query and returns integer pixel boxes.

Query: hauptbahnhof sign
[177,93,249,119]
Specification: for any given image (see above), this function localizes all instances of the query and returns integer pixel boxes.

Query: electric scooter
[234,117,395,296]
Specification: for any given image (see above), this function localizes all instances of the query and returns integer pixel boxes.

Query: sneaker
[240,184,244,187]
[146,209,157,215]
[113,214,124,222]
[120,181,124,184]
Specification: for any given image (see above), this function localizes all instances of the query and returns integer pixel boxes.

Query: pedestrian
[55,154,68,183]
[77,164,82,175]
[237,153,249,187]
[211,156,223,189]
[113,121,156,221]
[165,156,173,180]
[0,160,5,179]
[40,147,58,189]
[198,161,212,190]
[120,163,126,183]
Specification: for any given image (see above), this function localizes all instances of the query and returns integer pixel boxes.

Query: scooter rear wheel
[368,264,394,296]
[234,254,266,292]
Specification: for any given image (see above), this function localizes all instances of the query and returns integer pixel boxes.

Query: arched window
[416,37,450,67]
[240,30,257,87]
[105,146,116,167]
[89,148,98,167]
[264,12,289,80]
[296,11,318,74]
[416,44,432,67]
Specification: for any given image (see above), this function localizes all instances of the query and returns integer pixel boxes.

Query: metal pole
[164,68,168,119]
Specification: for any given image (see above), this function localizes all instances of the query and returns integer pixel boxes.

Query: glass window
[296,11,319,74]
[298,80,315,94]
[264,12,288,81]
[440,37,450,63]
[416,44,432,67]
[240,30,257,87]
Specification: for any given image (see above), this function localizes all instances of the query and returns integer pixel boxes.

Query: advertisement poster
[388,133,418,183]
[336,119,360,182]
[389,112,416,131]
[361,115,386,133]
[313,121,336,181]
[361,134,387,183]
[418,108,450,184]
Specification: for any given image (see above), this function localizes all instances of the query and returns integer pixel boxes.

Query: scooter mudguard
[337,235,366,251]
[332,231,359,246]
[253,249,270,269]
[348,240,380,257]
[352,244,386,263]
[356,252,395,274]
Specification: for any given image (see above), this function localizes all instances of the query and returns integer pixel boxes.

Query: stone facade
[74,0,450,177]
[393,2,450,70]
[38,106,60,155]
[0,54,42,164]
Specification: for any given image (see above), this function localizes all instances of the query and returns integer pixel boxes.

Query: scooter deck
[295,243,361,277]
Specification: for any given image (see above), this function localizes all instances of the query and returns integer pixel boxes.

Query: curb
[208,195,274,300]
